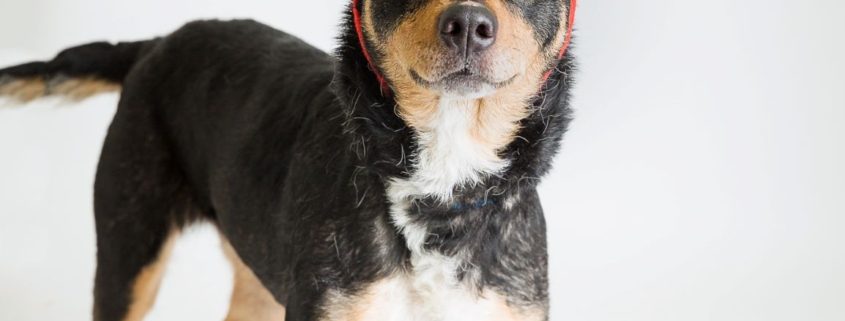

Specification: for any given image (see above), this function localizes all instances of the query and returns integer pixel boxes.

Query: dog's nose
[438,4,498,57]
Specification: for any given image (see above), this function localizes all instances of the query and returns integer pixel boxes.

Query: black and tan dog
[0,0,577,320]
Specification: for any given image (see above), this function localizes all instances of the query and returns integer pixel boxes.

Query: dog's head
[339,0,575,197]
[352,0,572,132]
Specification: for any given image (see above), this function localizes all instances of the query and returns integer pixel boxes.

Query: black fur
[1,2,574,320]
[508,0,563,48]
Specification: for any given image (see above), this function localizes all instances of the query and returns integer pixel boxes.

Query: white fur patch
[392,97,509,202]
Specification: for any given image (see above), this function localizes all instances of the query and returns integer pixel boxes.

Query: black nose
[438,4,498,57]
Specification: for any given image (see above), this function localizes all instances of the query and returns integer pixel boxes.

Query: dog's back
[114,20,338,212]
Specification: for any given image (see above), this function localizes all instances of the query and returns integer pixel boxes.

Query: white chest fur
[386,97,509,265]
[390,97,509,202]
[323,99,533,321]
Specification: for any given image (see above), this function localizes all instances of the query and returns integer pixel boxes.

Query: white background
[1,0,843,320]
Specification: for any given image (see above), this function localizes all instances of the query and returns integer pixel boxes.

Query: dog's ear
[333,1,415,178]
[335,0,391,98]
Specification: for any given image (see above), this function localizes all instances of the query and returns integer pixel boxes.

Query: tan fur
[0,77,47,102]
[320,276,544,321]
[52,77,121,101]
[221,239,286,321]
[0,76,119,102]
[365,0,572,160]
[121,230,178,321]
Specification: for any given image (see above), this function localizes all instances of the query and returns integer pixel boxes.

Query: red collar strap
[352,0,390,94]
[541,0,578,85]
[352,0,577,96]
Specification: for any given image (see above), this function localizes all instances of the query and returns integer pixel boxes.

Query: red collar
[352,0,577,96]
[351,0,389,94]
[541,0,578,84]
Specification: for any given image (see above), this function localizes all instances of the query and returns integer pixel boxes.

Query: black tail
[0,40,157,102]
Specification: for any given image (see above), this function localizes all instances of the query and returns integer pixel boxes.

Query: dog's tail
[0,40,158,102]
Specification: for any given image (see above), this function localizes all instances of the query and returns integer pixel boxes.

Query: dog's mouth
[410,68,516,97]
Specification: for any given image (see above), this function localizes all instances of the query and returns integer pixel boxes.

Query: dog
[0,0,576,320]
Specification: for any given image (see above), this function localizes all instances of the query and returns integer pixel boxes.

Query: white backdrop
[1,0,843,321]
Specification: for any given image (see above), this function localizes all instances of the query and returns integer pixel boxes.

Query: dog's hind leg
[221,238,286,321]
[91,95,194,321]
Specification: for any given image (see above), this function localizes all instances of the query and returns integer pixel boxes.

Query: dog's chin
[438,80,497,99]
[410,69,514,99]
